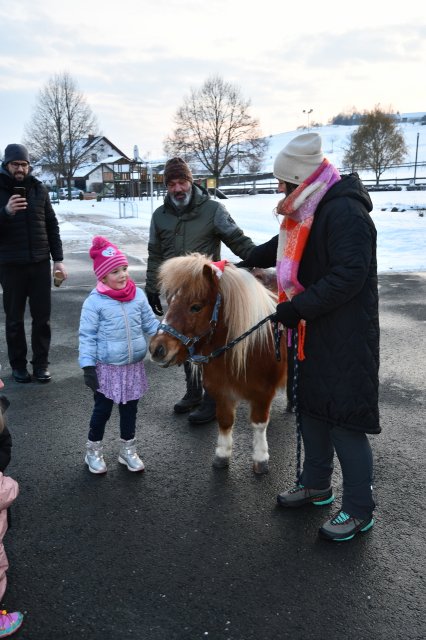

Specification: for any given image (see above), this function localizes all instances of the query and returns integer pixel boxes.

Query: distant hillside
[261,122,426,184]
[153,119,426,186]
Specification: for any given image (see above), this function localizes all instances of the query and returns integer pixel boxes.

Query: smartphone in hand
[13,187,26,198]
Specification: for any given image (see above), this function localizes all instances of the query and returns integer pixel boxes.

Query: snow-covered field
[56,188,426,274]
[52,120,426,274]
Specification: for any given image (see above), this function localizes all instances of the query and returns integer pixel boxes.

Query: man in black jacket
[0,144,67,383]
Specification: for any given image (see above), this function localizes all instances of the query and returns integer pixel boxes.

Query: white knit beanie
[273,133,324,185]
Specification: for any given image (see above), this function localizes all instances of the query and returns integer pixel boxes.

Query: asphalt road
[0,240,425,639]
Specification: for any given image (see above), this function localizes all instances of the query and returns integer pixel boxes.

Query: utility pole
[145,152,154,214]
[303,108,313,131]
[413,132,419,184]
[149,164,154,214]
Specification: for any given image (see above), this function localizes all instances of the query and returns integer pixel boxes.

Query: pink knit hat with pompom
[89,236,128,280]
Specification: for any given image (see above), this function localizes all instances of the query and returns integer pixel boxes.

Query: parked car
[58,187,83,200]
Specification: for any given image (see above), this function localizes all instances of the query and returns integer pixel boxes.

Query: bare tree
[24,72,99,197]
[342,106,407,184]
[341,132,359,173]
[164,75,268,185]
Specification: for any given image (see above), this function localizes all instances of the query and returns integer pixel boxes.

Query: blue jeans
[88,392,139,442]
[300,414,375,520]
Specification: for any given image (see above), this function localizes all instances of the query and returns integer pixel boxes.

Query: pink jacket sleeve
[0,473,19,511]
[0,472,18,600]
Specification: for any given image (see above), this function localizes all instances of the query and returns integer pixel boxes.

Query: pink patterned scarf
[276,159,341,302]
[276,159,340,358]
[96,278,137,302]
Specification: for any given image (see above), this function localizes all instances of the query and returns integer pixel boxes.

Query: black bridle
[157,292,282,365]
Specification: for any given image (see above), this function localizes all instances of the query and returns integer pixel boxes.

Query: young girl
[79,237,160,474]
[0,373,23,638]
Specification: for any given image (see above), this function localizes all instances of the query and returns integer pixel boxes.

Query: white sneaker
[118,438,145,472]
[85,440,107,474]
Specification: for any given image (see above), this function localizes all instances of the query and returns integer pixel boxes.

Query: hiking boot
[173,390,203,414]
[188,391,216,425]
[85,440,107,474]
[0,610,24,637]
[174,361,203,414]
[118,438,145,472]
[277,483,335,508]
[319,510,375,542]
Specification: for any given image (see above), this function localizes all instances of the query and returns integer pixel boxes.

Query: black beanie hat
[3,144,30,166]
[163,157,193,185]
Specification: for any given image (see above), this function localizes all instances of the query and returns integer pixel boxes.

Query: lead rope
[187,313,278,365]
[292,327,303,484]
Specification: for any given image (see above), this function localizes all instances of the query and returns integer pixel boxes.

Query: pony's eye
[190,304,203,313]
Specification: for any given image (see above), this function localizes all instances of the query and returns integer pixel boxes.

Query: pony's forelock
[159,253,213,300]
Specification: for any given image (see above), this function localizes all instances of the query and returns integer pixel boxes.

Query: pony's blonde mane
[159,253,277,376]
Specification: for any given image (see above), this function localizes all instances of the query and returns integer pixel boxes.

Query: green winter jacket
[145,184,255,293]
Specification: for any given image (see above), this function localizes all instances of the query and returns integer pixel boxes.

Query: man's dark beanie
[3,144,30,166]
[163,157,193,185]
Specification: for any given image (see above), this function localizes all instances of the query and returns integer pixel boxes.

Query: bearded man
[145,157,255,424]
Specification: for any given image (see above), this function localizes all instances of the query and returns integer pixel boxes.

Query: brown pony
[149,253,287,474]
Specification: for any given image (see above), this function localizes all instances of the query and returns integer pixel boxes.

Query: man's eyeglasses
[9,162,29,169]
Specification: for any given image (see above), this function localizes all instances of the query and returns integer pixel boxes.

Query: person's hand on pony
[273,301,301,328]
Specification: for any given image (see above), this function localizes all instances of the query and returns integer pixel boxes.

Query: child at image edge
[0,373,23,637]
[79,236,160,474]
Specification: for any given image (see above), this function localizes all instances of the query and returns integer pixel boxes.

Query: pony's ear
[202,263,217,285]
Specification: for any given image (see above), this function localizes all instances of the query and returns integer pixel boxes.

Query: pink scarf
[276,159,341,302]
[276,159,340,359]
[96,278,136,302]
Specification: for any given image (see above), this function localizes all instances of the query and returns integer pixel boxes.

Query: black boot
[188,390,216,425]
[173,362,203,414]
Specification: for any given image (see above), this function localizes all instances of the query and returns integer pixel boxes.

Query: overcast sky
[1,0,425,160]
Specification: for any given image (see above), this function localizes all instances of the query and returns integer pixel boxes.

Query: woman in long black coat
[240,133,380,542]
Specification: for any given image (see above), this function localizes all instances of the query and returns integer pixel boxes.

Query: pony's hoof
[212,455,230,469]
[253,460,269,475]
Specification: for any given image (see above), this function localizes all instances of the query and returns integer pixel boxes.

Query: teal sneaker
[277,484,335,508]
[319,510,375,542]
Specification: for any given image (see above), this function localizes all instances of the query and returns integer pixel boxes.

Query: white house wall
[87,166,103,190]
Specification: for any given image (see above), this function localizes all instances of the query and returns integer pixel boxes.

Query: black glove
[274,301,301,328]
[83,366,99,392]
[147,292,164,316]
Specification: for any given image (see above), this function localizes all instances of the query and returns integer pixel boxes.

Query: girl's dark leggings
[88,392,138,441]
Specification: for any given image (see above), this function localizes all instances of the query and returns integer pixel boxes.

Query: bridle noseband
[157,290,282,365]
[157,292,222,364]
